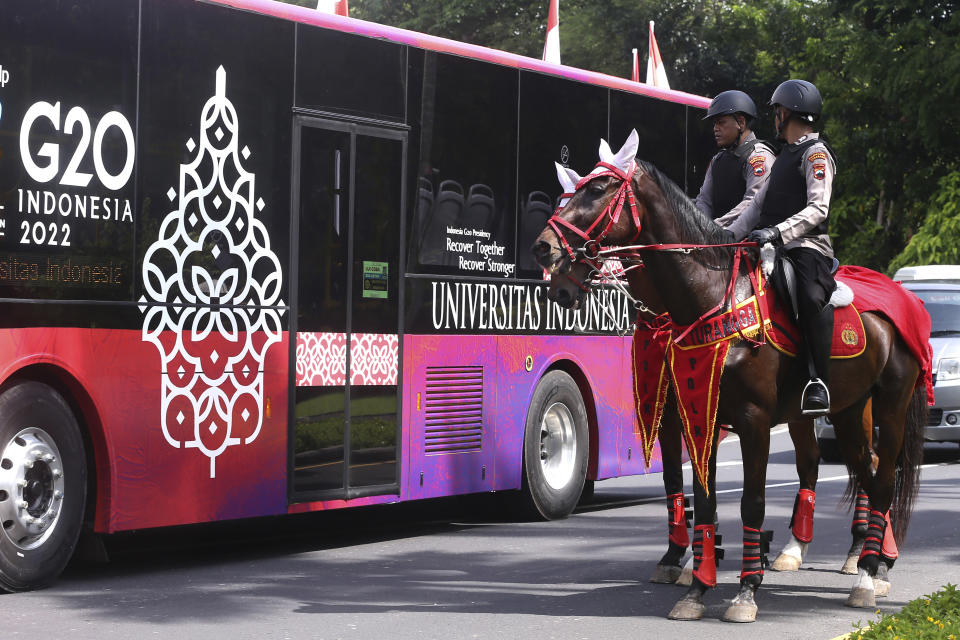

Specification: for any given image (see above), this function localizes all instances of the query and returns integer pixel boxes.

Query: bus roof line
[200,0,712,110]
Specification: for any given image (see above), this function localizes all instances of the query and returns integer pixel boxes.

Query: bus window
[610,91,687,193]
[517,71,608,278]
[296,25,406,123]
[411,52,518,278]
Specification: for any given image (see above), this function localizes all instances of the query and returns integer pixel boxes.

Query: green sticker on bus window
[362,261,389,299]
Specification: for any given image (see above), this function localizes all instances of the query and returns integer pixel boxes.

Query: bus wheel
[520,370,589,520]
[0,381,87,592]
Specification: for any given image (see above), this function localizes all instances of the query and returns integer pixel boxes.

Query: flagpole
[542,0,560,64]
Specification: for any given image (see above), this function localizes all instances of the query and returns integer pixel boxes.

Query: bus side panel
[494,334,633,491]
[0,328,290,532]
[402,334,497,500]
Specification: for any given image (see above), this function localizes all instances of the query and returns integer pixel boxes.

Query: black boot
[801,306,834,416]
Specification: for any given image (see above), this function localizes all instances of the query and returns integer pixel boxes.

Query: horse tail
[891,385,927,544]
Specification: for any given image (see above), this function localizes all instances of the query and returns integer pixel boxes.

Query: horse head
[533,130,644,309]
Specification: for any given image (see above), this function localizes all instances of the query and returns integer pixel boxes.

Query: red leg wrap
[740,526,764,580]
[858,509,886,560]
[881,511,899,560]
[692,524,717,587]
[667,493,689,547]
[791,488,816,544]
[851,490,869,535]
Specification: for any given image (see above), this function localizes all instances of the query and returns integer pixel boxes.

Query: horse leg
[845,366,920,609]
[722,420,772,623]
[667,428,720,620]
[651,404,689,584]
[842,398,876,574]
[771,419,818,571]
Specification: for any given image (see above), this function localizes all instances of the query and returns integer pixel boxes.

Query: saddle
[764,255,865,359]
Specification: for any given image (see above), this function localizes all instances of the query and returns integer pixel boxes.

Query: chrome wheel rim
[0,428,66,550]
[539,402,577,490]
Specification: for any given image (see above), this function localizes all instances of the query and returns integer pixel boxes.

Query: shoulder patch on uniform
[813,163,826,180]
[748,155,766,177]
[808,151,828,162]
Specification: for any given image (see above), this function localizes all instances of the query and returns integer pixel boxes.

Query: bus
[0,0,712,591]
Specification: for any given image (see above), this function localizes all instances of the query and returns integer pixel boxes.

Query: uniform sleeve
[694,156,715,218]
[741,145,775,206]
[774,142,836,245]
[715,177,768,240]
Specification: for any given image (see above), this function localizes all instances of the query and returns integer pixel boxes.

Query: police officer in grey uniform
[695,90,777,220]
[716,80,837,416]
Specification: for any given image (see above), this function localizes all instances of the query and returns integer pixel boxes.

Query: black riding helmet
[703,90,757,121]
[769,79,822,123]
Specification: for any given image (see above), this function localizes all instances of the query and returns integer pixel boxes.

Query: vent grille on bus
[424,366,483,455]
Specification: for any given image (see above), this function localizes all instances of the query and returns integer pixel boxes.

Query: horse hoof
[875,579,891,598]
[676,567,693,586]
[722,602,758,623]
[771,553,802,572]
[840,555,860,575]
[668,599,705,620]
[650,564,682,584]
[845,587,876,608]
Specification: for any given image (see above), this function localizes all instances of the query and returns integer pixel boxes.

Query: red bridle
[547,161,643,268]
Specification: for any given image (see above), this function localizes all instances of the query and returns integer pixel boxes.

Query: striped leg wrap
[692,524,722,587]
[740,526,772,580]
[858,509,886,560]
[667,493,690,548]
[851,490,869,536]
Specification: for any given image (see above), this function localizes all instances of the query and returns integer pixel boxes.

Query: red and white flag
[645,21,670,89]
[316,0,349,17]
[631,48,640,82]
[542,0,560,65]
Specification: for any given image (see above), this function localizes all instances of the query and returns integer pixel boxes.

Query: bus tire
[0,381,87,592]
[520,370,589,520]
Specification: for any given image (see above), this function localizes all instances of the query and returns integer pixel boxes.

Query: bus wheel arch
[0,366,106,591]
[518,363,595,520]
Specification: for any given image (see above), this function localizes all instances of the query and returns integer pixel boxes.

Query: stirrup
[801,378,830,416]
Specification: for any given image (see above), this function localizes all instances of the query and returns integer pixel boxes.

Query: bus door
[290,117,406,500]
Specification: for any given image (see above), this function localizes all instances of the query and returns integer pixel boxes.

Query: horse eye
[588,181,606,195]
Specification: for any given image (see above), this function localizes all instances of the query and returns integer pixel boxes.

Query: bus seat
[464,183,496,231]
[421,179,463,266]
[519,191,553,271]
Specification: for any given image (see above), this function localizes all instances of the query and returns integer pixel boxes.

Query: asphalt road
[1,428,958,640]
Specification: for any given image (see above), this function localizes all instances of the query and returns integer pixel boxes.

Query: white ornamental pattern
[296,333,398,387]
[139,66,285,478]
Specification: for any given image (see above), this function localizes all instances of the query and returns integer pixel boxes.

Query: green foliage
[889,171,960,273]
[848,583,960,639]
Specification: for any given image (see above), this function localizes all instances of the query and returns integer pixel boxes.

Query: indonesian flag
[631,48,640,82]
[645,21,670,89]
[316,0,348,16]
[542,0,560,65]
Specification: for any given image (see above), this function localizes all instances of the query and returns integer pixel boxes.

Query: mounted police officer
[695,90,777,220]
[716,79,837,416]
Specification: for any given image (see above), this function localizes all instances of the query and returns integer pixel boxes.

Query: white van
[893,264,960,283]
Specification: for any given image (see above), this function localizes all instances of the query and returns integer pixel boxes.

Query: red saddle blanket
[632,263,935,491]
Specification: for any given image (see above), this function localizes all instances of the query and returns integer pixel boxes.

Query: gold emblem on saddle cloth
[841,323,859,346]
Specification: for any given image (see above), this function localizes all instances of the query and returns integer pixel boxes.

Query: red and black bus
[0,0,711,591]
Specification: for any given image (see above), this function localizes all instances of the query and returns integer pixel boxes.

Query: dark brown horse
[535,134,926,622]
[550,164,885,589]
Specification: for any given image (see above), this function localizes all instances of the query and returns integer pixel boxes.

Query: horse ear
[612,129,639,172]
[554,162,578,193]
[598,138,615,164]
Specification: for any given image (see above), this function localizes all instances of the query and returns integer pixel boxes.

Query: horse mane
[636,158,733,266]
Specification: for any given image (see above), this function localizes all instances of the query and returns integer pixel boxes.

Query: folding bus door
[290,118,406,500]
